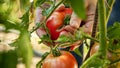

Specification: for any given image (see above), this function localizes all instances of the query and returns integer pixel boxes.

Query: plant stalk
[81,0,108,67]
[106,0,115,23]
[98,0,107,58]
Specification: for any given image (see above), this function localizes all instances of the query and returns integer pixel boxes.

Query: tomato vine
[1,0,120,68]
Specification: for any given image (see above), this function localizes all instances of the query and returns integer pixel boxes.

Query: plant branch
[30,22,43,33]
[98,0,107,57]
[36,52,49,68]
[81,53,100,68]
[110,58,120,65]
[45,0,65,21]
[84,34,99,42]
[106,0,115,23]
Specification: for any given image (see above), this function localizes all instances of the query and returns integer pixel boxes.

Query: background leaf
[107,22,120,39]
[17,29,33,68]
[69,0,86,20]
[0,50,18,68]
[107,22,120,50]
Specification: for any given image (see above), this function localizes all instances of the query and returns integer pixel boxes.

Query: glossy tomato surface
[46,8,72,40]
[42,51,78,68]
[46,12,65,40]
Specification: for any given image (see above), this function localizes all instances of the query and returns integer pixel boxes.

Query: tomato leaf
[75,29,84,40]
[107,22,120,39]
[40,34,52,43]
[108,39,120,51]
[42,1,55,16]
[55,35,73,43]
[86,57,110,67]
[42,4,54,16]
[35,0,47,7]
[107,22,120,50]
[20,8,30,29]
[20,0,30,10]
[69,0,86,20]
[0,21,20,31]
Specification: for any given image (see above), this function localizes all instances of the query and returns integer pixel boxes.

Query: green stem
[45,0,65,21]
[52,47,61,57]
[106,0,115,23]
[98,0,107,58]
[84,35,99,42]
[81,0,109,67]
[30,23,43,33]
[36,52,49,68]
[81,53,100,68]
[110,58,120,65]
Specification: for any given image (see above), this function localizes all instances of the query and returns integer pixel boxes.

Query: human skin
[35,0,97,46]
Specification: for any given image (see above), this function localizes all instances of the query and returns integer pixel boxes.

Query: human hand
[35,0,97,48]
[35,4,72,46]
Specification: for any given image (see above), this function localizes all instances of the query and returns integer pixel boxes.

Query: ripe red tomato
[46,12,65,40]
[46,8,73,40]
[42,51,78,68]
[56,7,73,16]
[64,8,73,15]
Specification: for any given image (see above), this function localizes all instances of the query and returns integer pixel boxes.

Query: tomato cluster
[46,8,72,40]
[37,7,78,68]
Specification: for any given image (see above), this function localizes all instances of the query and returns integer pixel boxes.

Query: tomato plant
[42,51,78,68]
[1,0,119,68]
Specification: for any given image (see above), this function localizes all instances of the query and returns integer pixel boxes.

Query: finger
[59,30,70,36]
[70,12,82,29]
[83,20,94,35]
[64,25,76,34]
[82,3,97,35]
[35,7,45,23]
[36,28,46,38]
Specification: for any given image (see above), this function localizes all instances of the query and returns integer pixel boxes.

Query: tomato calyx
[52,47,61,57]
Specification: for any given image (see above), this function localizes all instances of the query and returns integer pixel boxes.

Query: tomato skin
[46,8,73,40]
[46,12,65,40]
[64,8,73,15]
[56,8,73,16]
[42,51,78,68]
